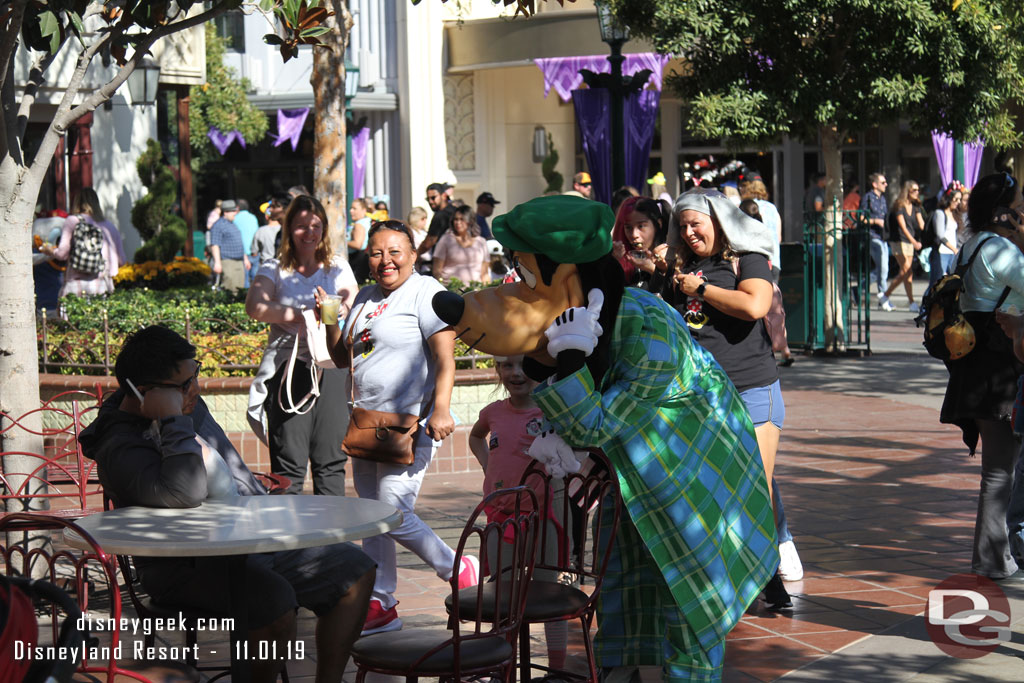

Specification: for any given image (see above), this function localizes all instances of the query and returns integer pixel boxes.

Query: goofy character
[432,195,777,682]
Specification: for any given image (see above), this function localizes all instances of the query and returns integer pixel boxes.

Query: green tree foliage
[610,0,1024,151]
[188,22,269,162]
[541,133,563,193]
[132,139,188,262]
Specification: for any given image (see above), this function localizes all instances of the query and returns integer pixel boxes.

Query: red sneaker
[360,598,402,637]
[457,555,480,590]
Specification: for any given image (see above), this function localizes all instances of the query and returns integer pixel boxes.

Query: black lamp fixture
[595,0,629,44]
[126,57,161,106]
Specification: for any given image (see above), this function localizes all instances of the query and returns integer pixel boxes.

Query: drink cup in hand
[320,295,343,325]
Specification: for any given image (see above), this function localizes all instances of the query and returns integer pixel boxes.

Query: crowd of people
[843,173,971,312]
[39,164,1024,680]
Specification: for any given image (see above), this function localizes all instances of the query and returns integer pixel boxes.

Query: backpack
[918,236,1008,361]
[68,215,105,275]
[924,211,941,249]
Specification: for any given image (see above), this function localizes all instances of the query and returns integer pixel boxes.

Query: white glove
[527,430,587,478]
[544,289,605,357]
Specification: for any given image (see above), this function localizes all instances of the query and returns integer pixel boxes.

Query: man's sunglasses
[143,362,202,393]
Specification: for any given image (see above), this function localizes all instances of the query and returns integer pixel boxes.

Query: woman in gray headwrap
[666,187,800,608]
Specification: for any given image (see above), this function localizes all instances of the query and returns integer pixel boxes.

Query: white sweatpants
[352,430,457,607]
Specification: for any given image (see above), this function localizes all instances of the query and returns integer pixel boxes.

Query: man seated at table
[80,325,376,683]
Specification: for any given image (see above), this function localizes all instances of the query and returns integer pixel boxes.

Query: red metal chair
[448,452,621,683]
[352,486,540,683]
[0,513,151,682]
[0,387,106,526]
[515,452,620,683]
[252,471,292,494]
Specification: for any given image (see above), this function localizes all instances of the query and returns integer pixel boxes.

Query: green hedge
[41,283,495,374]
[58,287,262,334]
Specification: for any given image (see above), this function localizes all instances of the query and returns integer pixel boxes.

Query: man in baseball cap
[572,172,593,199]
[475,192,500,238]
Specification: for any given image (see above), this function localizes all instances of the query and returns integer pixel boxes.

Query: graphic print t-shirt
[672,252,778,392]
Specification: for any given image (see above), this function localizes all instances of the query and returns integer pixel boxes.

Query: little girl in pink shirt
[469,355,569,670]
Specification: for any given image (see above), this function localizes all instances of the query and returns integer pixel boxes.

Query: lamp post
[582,2,650,196]
[126,58,161,106]
[345,61,360,214]
[595,2,628,192]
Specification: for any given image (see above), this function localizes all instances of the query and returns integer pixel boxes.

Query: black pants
[264,362,349,495]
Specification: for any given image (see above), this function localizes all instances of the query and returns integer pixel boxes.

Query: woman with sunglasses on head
[432,204,490,285]
[927,183,965,290]
[946,172,1024,580]
[610,196,670,293]
[317,220,479,637]
[245,195,359,497]
[666,188,801,610]
[881,180,925,312]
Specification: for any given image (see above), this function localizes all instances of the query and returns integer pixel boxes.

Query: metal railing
[799,200,872,354]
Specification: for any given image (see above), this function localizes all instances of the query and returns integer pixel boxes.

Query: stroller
[0,572,85,683]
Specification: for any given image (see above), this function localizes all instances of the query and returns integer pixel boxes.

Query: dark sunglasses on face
[143,362,202,393]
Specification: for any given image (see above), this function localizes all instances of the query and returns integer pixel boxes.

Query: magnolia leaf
[67,10,85,46]
[299,26,331,39]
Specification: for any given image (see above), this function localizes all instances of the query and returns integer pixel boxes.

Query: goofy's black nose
[432,290,466,326]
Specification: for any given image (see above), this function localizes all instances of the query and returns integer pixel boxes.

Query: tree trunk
[820,125,845,353]
[312,2,354,253]
[0,187,51,573]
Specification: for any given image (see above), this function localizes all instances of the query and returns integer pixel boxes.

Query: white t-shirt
[934,211,958,255]
[343,272,448,415]
[433,233,489,284]
[255,257,358,361]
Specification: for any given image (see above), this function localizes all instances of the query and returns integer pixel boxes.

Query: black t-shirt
[427,204,456,240]
[667,252,778,392]
[888,204,922,243]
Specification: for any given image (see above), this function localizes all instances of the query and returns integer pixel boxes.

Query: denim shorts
[739,379,785,430]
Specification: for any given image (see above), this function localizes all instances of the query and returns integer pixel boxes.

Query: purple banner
[572,88,661,205]
[931,131,984,189]
[207,127,245,155]
[572,89,612,204]
[535,53,671,103]
[351,126,370,200]
[274,108,310,151]
[624,90,661,191]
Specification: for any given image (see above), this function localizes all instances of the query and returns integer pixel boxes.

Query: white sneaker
[778,540,804,581]
[909,302,920,313]
[878,294,894,312]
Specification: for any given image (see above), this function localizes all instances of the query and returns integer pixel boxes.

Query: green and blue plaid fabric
[534,288,778,667]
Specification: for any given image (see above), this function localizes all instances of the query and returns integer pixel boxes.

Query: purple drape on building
[931,131,984,189]
[351,127,371,199]
[274,108,310,151]
[207,127,245,155]
[572,88,661,205]
[625,90,661,192]
[572,89,612,204]
[536,53,671,102]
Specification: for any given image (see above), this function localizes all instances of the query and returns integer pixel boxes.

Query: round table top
[66,495,403,557]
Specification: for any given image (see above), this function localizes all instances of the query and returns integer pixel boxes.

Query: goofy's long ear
[577,255,624,387]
